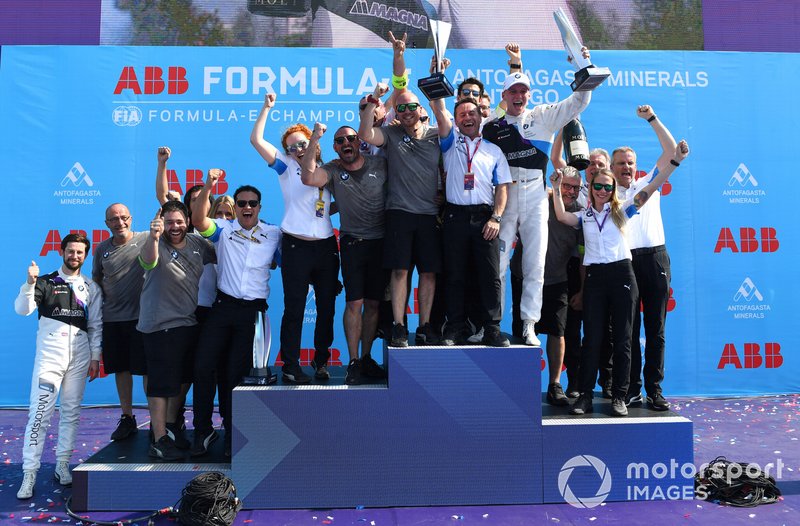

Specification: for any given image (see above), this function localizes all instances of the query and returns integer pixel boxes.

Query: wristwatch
[491,214,502,223]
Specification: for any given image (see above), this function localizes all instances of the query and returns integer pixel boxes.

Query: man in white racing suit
[14,233,102,500]
[481,65,590,346]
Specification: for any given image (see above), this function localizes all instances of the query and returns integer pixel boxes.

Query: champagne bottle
[562,118,590,171]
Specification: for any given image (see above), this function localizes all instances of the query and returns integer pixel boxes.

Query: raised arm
[634,140,690,211]
[14,261,40,316]
[430,97,452,139]
[550,170,580,227]
[301,123,331,188]
[358,83,390,146]
[155,146,172,205]
[550,128,568,170]
[191,170,218,233]
[140,208,163,267]
[388,31,409,96]
[249,94,280,165]
[637,105,678,173]
[506,42,524,73]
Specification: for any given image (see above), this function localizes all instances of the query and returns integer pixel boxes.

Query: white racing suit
[481,91,590,323]
[14,269,102,472]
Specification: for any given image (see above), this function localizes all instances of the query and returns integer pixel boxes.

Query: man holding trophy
[482,9,609,347]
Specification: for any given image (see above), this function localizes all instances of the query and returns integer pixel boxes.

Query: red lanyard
[464,138,481,173]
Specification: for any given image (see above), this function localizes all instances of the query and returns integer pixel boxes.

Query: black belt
[445,203,492,213]
[215,290,267,309]
[631,245,667,257]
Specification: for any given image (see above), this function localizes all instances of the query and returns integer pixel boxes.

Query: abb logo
[274,348,343,367]
[167,169,228,195]
[718,343,783,369]
[714,227,779,253]
[114,66,188,95]
[41,229,110,256]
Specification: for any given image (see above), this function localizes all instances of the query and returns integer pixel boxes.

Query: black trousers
[442,204,502,328]
[630,245,671,396]
[563,256,583,387]
[192,294,265,435]
[580,260,638,398]
[279,234,340,368]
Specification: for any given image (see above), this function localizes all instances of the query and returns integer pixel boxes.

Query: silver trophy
[553,7,611,91]
[242,310,277,385]
[417,20,455,100]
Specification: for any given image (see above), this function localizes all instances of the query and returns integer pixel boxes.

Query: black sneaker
[190,428,218,457]
[282,364,311,384]
[441,326,465,346]
[110,414,138,441]
[547,383,569,406]
[390,323,409,347]
[570,394,593,415]
[311,360,330,381]
[415,323,439,345]
[611,397,628,417]
[360,355,387,379]
[481,325,510,347]
[647,393,670,411]
[166,422,190,450]
[625,392,643,406]
[345,359,362,385]
[149,435,183,461]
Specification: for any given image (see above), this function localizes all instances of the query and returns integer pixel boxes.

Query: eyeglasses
[236,200,260,208]
[334,134,358,145]
[287,141,309,153]
[561,183,582,192]
[461,88,481,97]
[106,215,130,223]
[592,183,614,192]
[396,103,419,113]
[420,116,429,123]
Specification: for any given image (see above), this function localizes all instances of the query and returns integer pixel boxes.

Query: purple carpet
[0,395,797,525]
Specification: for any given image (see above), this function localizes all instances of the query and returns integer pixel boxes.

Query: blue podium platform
[232,346,543,508]
[72,344,694,511]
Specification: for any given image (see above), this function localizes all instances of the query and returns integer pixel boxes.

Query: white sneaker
[17,470,36,499]
[467,327,484,344]
[54,461,72,486]
[522,320,541,346]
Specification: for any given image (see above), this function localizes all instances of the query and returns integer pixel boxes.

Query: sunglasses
[334,134,358,145]
[461,88,481,97]
[236,200,260,208]
[106,215,130,223]
[561,183,582,192]
[592,183,614,192]
[287,141,309,153]
[396,102,419,113]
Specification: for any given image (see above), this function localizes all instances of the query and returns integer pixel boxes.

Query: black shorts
[535,281,569,337]
[340,235,390,302]
[142,325,198,398]
[102,320,147,375]
[383,210,442,273]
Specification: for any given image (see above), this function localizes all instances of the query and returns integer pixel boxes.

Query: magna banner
[0,46,796,405]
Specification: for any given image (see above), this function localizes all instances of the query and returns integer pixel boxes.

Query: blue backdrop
[0,46,796,405]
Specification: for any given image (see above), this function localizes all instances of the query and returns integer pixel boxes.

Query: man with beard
[92,203,148,442]
[302,124,390,384]
[358,81,448,347]
[431,96,511,347]
[15,234,101,499]
[138,201,215,461]
[191,173,282,457]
